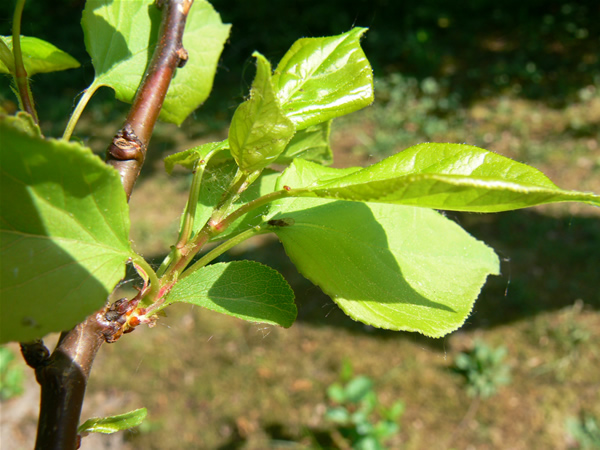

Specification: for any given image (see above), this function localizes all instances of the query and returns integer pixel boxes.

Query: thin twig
[106,0,193,200]
[27,2,195,448]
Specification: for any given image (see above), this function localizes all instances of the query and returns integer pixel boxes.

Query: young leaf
[272,28,374,129]
[0,122,134,343]
[0,36,80,75]
[275,121,333,166]
[281,144,600,212]
[229,52,295,173]
[164,139,229,174]
[164,261,297,327]
[81,0,230,125]
[269,198,499,337]
[1,111,42,137]
[78,408,147,434]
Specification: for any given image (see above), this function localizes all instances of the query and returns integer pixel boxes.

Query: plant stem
[11,0,39,124]
[131,254,160,303]
[26,2,196,449]
[219,187,292,230]
[26,313,106,450]
[106,0,194,200]
[181,226,270,279]
[62,85,99,141]
[175,161,205,249]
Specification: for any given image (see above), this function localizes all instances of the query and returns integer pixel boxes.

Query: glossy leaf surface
[229,52,295,173]
[273,28,374,129]
[0,123,133,343]
[0,36,80,75]
[82,0,230,125]
[267,162,499,338]
[272,200,498,337]
[283,144,600,212]
[164,140,229,174]
[78,408,147,434]
[275,121,333,166]
[165,261,297,327]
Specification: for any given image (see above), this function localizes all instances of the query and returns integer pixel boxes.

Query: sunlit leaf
[281,144,600,212]
[272,28,373,129]
[275,121,333,165]
[0,112,42,137]
[266,161,499,338]
[78,408,147,434]
[0,36,80,75]
[82,0,230,125]
[229,52,295,173]
[164,261,297,327]
[164,139,229,174]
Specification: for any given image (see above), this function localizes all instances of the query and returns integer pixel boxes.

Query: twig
[30,314,105,450]
[106,0,193,200]
[24,2,195,448]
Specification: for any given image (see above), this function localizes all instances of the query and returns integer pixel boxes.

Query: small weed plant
[326,375,404,449]
[566,412,600,450]
[0,347,25,400]
[452,340,511,398]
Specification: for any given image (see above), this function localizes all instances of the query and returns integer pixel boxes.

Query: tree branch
[106,0,193,200]
[30,314,105,450]
[24,1,195,448]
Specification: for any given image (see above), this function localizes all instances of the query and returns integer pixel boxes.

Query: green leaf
[344,376,374,403]
[272,28,374,129]
[164,139,229,174]
[267,163,499,337]
[283,144,600,212]
[0,112,42,137]
[185,160,280,241]
[82,0,230,125]
[164,261,297,327]
[78,408,147,434]
[0,38,15,73]
[229,52,295,173]
[0,122,134,343]
[270,199,498,337]
[0,36,80,75]
[325,407,351,423]
[275,121,333,165]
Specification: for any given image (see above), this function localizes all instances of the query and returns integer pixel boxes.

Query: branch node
[107,124,145,163]
[20,340,50,370]
[177,47,189,68]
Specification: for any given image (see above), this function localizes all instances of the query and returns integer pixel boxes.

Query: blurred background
[1,0,599,448]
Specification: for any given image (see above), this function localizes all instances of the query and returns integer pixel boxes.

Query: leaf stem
[105,0,194,200]
[130,254,160,302]
[218,187,293,230]
[175,160,205,249]
[180,226,270,280]
[62,85,99,141]
[11,0,39,124]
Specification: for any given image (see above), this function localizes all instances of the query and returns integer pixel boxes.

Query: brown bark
[23,1,195,448]
[106,0,193,200]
